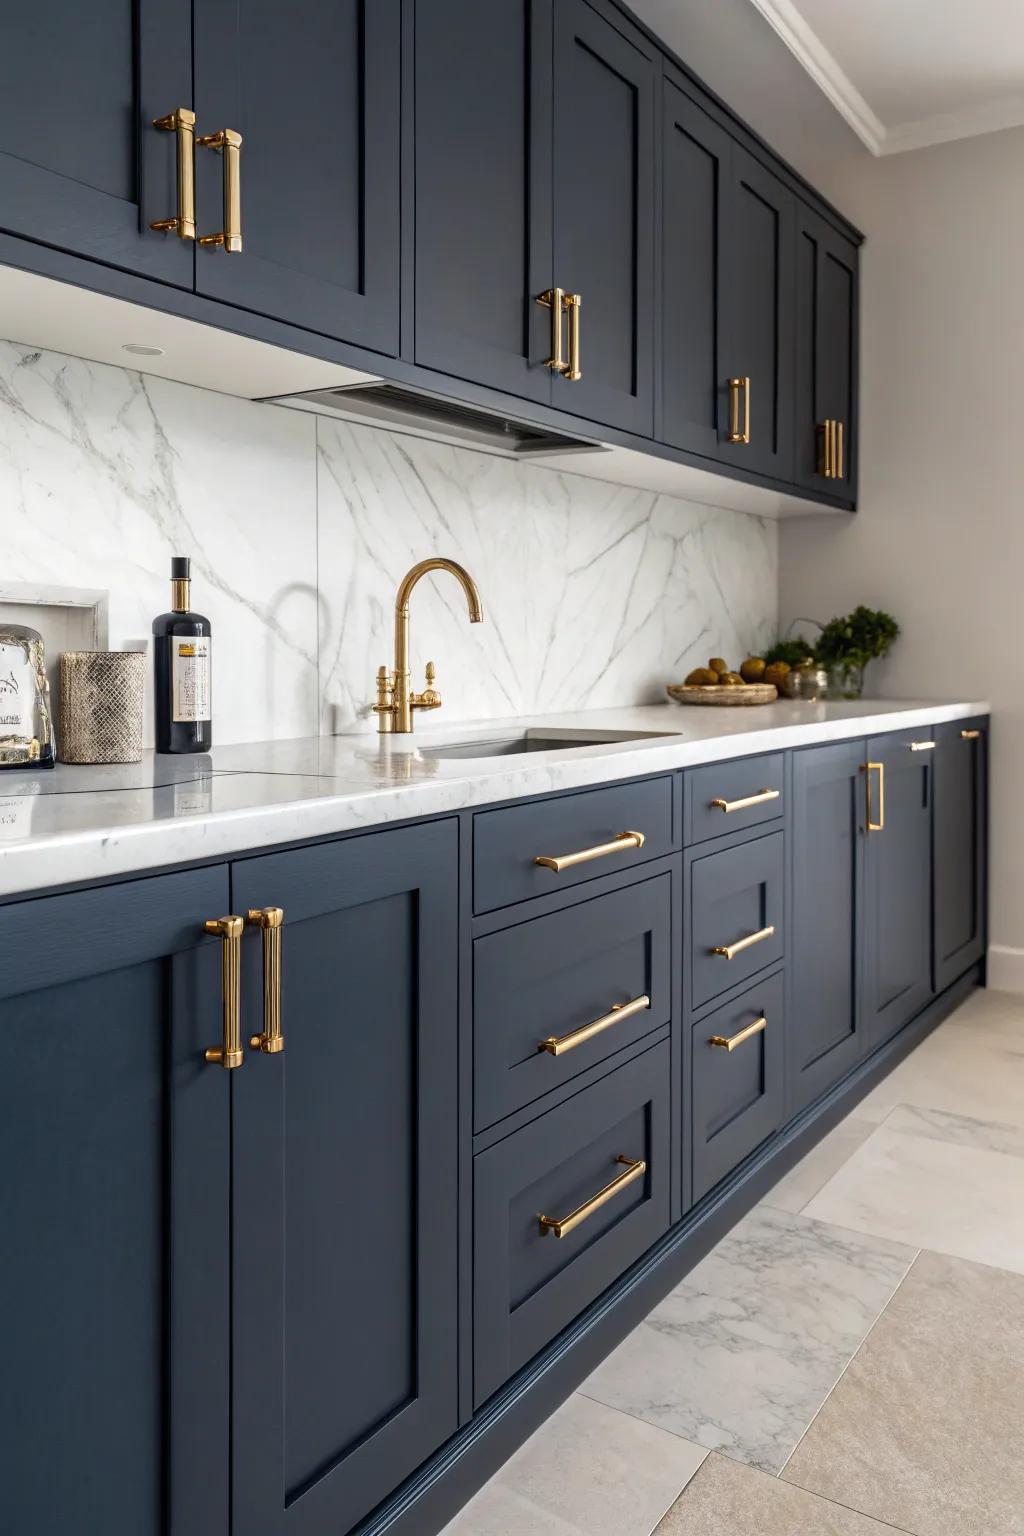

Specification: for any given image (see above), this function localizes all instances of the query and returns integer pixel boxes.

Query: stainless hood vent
[269,379,608,460]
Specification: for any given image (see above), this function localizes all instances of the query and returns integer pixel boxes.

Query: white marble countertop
[0,698,989,899]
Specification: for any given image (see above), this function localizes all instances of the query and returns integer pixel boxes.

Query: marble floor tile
[802,1110,1024,1273]
[656,1452,909,1535]
[856,1010,1024,1127]
[579,1206,915,1474]
[760,1115,876,1215]
[440,1394,707,1536]
[783,1250,1024,1535]
[941,985,1024,1041]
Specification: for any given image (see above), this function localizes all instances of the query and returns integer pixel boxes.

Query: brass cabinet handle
[535,829,645,873]
[539,993,650,1057]
[818,419,836,477]
[727,377,751,443]
[836,419,845,480]
[862,760,885,831]
[962,728,982,740]
[197,128,243,251]
[909,741,936,752]
[710,787,780,815]
[151,107,197,240]
[565,292,582,381]
[709,1013,767,1052]
[204,916,245,1069]
[538,1155,646,1239]
[538,288,567,373]
[710,924,775,960]
[247,907,285,1054]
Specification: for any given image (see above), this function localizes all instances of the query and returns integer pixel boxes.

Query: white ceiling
[748,0,1024,154]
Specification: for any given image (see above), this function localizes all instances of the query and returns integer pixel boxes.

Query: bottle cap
[171,556,191,579]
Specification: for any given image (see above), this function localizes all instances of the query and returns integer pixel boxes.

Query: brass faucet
[373,557,483,734]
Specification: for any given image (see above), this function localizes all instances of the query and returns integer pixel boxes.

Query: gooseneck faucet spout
[373,557,483,735]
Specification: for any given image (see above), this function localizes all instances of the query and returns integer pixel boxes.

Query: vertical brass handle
[565,293,582,381]
[151,108,197,240]
[247,907,285,1054]
[197,129,243,252]
[727,377,751,443]
[863,761,885,831]
[538,288,567,373]
[836,419,844,480]
[204,916,245,1068]
[818,420,836,477]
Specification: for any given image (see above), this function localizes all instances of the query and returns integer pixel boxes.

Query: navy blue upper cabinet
[193,0,401,351]
[795,204,859,501]
[934,719,988,991]
[0,2,194,285]
[551,0,656,435]
[0,866,232,1536]
[412,0,554,402]
[229,820,459,1536]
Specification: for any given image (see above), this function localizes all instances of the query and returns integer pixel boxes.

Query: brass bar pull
[710,925,775,961]
[538,288,567,373]
[836,419,845,480]
[727,377,751,444]
[710,787,780,815]
[535,829,645,873]
[539,994,650,1057]
[538,1155,646,1239]
[247,907,285,1055]
[863,761,885,831]
[197,129,243,252]
[204,916,245,1068]
[962,728,982,740]
[909,741,936,752]
[151,107,197,240]
[565,292,582,381]
[709,1014,767,1052]
[818,419,838,477]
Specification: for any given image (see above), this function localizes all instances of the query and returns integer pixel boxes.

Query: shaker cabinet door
[0,0,194,285]
[193,0,400,351]
[413,0,554,403]
[0,866,232,1536]
[229,820,459,1536]
[795,205,858,500]
[551,0,656,435]
[934,718,988,992]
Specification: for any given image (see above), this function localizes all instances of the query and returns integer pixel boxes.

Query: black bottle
[153,556,212,754]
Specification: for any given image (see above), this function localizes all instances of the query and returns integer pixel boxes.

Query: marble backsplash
[0,340,777,745]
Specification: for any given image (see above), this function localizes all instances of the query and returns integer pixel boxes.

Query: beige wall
[779,126,1024,988]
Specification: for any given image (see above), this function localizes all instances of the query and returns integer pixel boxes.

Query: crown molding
[745,0,885,154]
[879,92,1024,155]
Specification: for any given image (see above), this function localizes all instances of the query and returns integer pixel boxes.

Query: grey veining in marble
[580,1205,916,1474]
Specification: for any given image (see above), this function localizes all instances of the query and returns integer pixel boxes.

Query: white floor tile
[760,1116,876,1215]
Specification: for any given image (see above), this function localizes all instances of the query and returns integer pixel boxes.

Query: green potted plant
[816,606,900,699]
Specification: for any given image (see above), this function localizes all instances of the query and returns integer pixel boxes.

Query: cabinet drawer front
[686,753,785,845]
[473,1042,670,1406]
[474,874,671,1131]
[692,970,784,1201]
[689,831,784,1009]
[473,777,675,914]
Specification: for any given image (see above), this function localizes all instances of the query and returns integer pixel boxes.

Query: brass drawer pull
[727,376,751,443]
[709,1013,767,1052]
[535,829,645,874]
[710,787,780,814]
[961,728,982,740]
[836,419,845,480]
[710,924,775,960]
[538,287,567,373]
[817,419,845,479]
[538,1155,646,1239]
[862,760,885,831]
[909,741,935,752]
[151,107,197,240]
[565,292,582,381]
[204,916,245,1069]
[539,994,650,1057]
[197,128,243,251]
[247,907,285,1055]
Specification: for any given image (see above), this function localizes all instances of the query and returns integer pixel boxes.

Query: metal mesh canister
[59,650,146,764]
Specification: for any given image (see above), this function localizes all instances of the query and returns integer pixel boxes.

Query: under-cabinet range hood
[267,379,609,460]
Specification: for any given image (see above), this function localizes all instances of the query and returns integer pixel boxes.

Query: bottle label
[172,638,212,723]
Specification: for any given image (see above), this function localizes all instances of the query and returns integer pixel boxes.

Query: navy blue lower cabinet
[862,730,934,1052]
[688,829,785,1011]
[229,820,460,1536]
[789,740,867,1114]
[934,718,988,991]
[0,865,232,1536]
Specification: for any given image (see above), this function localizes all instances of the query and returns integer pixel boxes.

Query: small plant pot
[825,662,865,701]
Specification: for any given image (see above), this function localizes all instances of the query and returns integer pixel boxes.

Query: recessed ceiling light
[121,342,165,357]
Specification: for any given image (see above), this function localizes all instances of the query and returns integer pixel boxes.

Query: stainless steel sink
[419,728,677,760]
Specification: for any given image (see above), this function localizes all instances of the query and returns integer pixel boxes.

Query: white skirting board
[987,945,1024,995]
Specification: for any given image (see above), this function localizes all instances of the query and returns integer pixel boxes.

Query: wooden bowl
[666,682,778,706]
